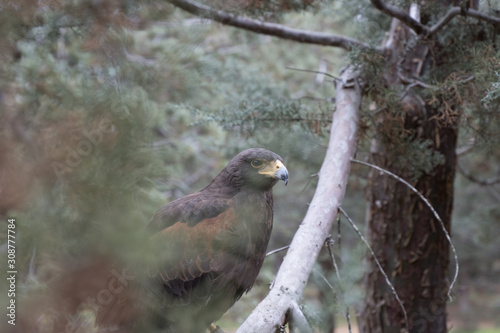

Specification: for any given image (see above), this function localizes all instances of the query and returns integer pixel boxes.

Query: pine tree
[2,1,500,332]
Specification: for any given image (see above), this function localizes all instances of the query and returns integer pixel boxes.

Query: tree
[163,0,500,332]
[2,1,500,332]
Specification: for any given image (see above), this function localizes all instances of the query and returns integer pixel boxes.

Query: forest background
[0,0,499,332]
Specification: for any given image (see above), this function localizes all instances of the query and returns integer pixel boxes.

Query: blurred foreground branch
[235,66,361,332]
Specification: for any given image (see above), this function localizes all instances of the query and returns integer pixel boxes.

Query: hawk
[16,148,288,333]
[145,148,289,332]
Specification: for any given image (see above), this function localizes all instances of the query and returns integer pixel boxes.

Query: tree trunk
[360,116,456,333]
[359,4,462,332]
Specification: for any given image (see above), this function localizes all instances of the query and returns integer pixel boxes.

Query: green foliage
[335,0,391,44]
[202,0,321,20]
[1,0,500,331]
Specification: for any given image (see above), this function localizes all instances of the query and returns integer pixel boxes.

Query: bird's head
[223,148,289,191]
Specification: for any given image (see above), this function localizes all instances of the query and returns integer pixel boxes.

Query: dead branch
[457,161,500,186]
[487,186,500,203]
[166,0,371,51]
[429,5,500,36]
[372,0,500,37]
[266,245,290,257]
[370,0,427,34]
[351,159,459,301]
[285,66,340,80]
[325,238,352,333]
[428,7,462,36]
[235,66,361,333]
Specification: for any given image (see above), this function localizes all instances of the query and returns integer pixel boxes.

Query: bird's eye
[251,159,264,168]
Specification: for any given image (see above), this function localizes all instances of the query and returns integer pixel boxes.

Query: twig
[457,161,500,186]
[266,245,290,257]
[428,7,461,36]
[29,246,37,279]
[428,7,500,36]
[325,239,352,333]
[338,207,409,332]
[123,48,157,67]
[465,7,500,25]
[351,159,459,301]
[167,0,371,51]
[455,137,475,156]
[372,0,500,37]
[398,73,437,90]
[370,0,427,35]
[285,66,340,81]
[487,186,500,203]
[313,268,335,292]
[294,96,336,103]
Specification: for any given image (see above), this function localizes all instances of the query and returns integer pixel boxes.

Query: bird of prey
[16,148,288,333]
[144,148,289,332]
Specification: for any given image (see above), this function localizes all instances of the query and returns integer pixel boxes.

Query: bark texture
[358,5,463,333]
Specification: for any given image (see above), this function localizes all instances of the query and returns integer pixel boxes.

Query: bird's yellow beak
[258,160,289,185]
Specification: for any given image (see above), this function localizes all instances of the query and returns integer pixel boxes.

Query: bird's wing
[148,191,231,231]
[148,193,237,302]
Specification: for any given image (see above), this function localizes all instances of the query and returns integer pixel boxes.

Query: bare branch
[339,207,409,332]
[167,0,371,51]
[457,162,500,186]
[326,239,343,292]
[370,0,428,35]
[266,245,290,257]
[456,137,475,156]
[428,7,500,35]
[465,7,500,25]
[428,7,461,36]
[487,186,500,203]
[398,73,437,90]
[236,66,361,333]
[285,66,340,80]
[351,159,459,301]
[326,239,352,333]
[372,1,500,37]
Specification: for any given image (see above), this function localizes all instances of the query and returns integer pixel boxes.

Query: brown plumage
[144,148,288,332]
[15,148,288,333]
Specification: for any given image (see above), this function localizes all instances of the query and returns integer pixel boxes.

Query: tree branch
[428,7,461,36]
[372,1,500,37]
[429,6,500,35]
[464,7,500,25]
[166,0,370,51]
[457,161,500,186]
[370,0,428,34]
[236,66,361,333]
